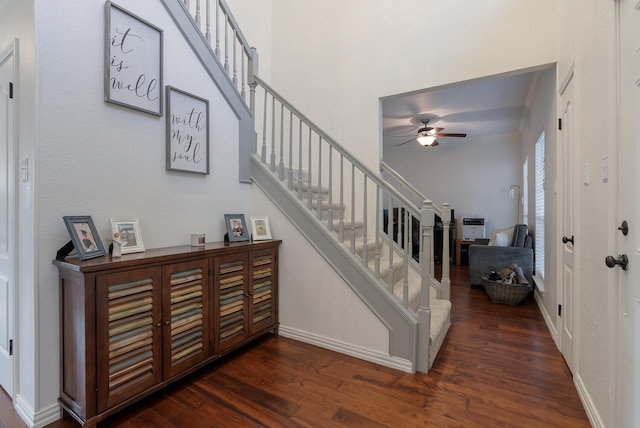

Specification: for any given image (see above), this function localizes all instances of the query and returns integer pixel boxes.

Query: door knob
[562,235,574,245]
[605,254,629,270]
[618,220,629,236]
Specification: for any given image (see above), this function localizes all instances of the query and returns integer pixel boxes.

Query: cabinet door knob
[156,322,162,328]
[164,320,170,325]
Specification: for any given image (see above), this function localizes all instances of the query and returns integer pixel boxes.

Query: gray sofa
[468,224,534,287]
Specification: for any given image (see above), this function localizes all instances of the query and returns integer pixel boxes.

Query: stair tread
[292,181,329,194]
[332,220,364,230]
[311,200,343,210]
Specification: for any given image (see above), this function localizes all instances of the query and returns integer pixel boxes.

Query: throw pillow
[488,227,514,246]
[494,230,513,247]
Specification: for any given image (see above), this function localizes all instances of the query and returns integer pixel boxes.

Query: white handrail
[252,76,451,308]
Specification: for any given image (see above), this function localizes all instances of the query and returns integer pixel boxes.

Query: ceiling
[381,71,536,149]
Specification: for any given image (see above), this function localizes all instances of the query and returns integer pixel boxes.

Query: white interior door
[616,1,640,426]
[559,68,575,373]
[0,41,16,398]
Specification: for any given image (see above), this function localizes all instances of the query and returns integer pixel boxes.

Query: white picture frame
[110,218,145,254]
[250,216,272,241]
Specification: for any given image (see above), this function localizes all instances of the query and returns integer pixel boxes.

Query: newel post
[248,47,258,154]
[416,199,434,372]
[440,203,451,300]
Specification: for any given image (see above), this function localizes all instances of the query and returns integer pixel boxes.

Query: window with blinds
[523,157,529,225]
[535,133,545,279]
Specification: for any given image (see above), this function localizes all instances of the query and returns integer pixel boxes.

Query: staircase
[161,0,451,372]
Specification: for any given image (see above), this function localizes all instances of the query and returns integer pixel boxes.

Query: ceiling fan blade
[430,140,440,147]
[436,133,466,138]
[396,137,417,146]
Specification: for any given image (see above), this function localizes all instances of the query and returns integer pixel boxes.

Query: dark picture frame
[166,86,210,174]
[224,214,250,242]
[105,1,163,116]
[63,216,106,260]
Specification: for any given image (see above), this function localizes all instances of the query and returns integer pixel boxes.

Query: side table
[455,239,476,266]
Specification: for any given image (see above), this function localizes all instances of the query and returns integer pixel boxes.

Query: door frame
[557,63,578,373]
[613,0,638,425]
[0,38,18,399]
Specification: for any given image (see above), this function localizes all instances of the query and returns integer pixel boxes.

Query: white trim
[574,373,605,428]
[14,394,60,428]
[559,62,575,96]
[532,273,545,293]
[278,325,414,373]
[534,290,559,348]
[0,37,18,401]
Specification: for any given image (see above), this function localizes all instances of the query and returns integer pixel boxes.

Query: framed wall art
[110,218,145,254]
[224,214,250,242]
[105,1,163,116]
[166,86,210,174]
[250,216,272,241]
[63,216,106,260]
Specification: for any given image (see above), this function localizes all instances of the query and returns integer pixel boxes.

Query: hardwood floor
[2,265,590,427]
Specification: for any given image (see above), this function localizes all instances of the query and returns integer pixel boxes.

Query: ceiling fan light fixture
[417,133,437,146]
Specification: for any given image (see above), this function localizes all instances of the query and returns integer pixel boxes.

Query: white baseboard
[14,395,60,428]
[535,291,606,427]
[534,289,560,348]
[574,372,605,428]
[278,325,414,373]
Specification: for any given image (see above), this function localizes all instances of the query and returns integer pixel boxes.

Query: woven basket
[481,275,531,305]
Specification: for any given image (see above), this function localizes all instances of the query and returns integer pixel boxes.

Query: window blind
[535,133,545,279]
[523,157,528,225]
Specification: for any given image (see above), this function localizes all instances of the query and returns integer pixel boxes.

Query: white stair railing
[251,76,446,309]
[179,0,255,105]
[380,162,451,300]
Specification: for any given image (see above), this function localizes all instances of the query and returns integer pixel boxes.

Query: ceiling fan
[397,119,467,147]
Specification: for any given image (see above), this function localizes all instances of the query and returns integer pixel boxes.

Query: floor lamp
[509,184,521,224]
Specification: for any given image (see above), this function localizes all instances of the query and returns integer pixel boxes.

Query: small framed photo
[250,216,272,241]
[224,214,250,242]
[110,218,145,254]
[63,216,106,260]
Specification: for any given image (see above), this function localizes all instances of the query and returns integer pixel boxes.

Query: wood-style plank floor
[2,265,591,427]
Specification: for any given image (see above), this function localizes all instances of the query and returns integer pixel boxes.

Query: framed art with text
[105,1,163,116]
[166,85,210,174]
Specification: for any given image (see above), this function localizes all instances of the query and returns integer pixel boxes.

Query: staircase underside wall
[251,156,418,366]
[160,0,253,183]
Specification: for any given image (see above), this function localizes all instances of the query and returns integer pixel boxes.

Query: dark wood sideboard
[54,239,281,428]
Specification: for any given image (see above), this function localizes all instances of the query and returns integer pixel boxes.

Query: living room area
[381,64,556,294]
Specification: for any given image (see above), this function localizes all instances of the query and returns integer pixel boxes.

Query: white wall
[250,187,390,353]
[521,68,558,334]
[384,133,523,235]
[267,0,559,172]
[230,0,620,426]
[0,0,38,415]
[557,1,619,426]
[230,0,559,376]
[226,0,273,82]
[3,0,622,425]
[29,0,250,421]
